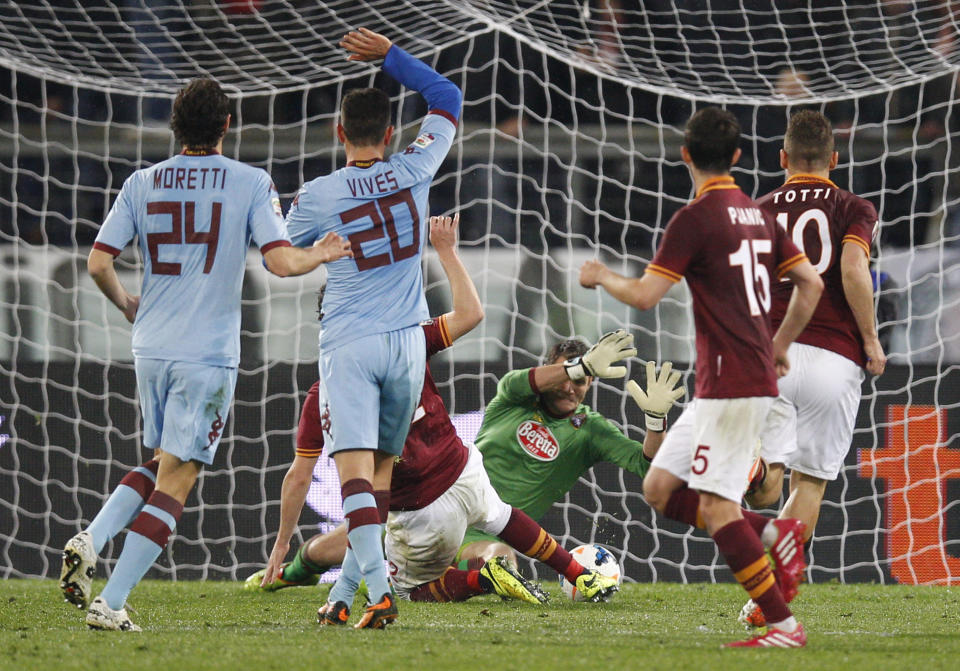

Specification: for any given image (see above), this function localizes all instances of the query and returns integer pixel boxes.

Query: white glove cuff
[645,413,666,432]
[564,357,588,381]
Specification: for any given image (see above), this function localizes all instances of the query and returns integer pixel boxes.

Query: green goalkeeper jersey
[475,368,651,521]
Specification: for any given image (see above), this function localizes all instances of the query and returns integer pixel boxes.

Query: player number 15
[728,239,771,317]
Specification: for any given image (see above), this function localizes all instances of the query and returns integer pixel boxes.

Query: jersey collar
[784,173,837,188]
[347,158,383,168]
[695,175,738,198]
[180,148,220,156]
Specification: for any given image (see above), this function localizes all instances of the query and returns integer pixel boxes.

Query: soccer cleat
[479,556,549,604]
[354,593,398,630]
[85,596,141,632]
[60,531,97,609]
[766,519,807,603]
[317,600,350,626]
[738,598,766,629]
[243,565,321,592]
[573,569,620,602]
[724,622,806,648]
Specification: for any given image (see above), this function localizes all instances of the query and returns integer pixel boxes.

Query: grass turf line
[1,579,958,670]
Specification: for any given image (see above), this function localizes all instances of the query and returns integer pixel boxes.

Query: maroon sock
[712,518,791,624]
[117,458,160,500]
[663,485,705,529]
[409,568,484,602]
[373,490,390,524]
[496,508,583,582]
[741,509,772,537]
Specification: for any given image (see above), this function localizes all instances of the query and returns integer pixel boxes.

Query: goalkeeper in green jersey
[454,337,680,567]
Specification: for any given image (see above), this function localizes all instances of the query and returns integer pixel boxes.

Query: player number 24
[146,200,221,276]
[728,238,771,317]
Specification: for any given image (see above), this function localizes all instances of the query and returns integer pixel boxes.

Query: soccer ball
[558,543,623,601]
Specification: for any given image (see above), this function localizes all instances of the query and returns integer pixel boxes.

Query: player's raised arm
[841,241,886,376]
[531,329,637,391]
[579,259,673,311]
[341,28,461,120]
[429,213,483,341]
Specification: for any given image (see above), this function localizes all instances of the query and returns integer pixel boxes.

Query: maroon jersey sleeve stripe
[295,382,324,458]
[527,368,540,395]
[428,109,458,127]
[645,264,682,283]
[842,234,871,258]
[776,253,808,279]
[260,240,292,254]
[93,242,122,257]
[437,314,452,348]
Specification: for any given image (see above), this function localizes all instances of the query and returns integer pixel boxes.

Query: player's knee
[642,476,671,514]
[305,527,348,566]
[745,462,784,509]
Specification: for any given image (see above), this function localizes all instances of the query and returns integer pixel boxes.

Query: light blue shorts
[318,325,426,457]
[135,357,238,465]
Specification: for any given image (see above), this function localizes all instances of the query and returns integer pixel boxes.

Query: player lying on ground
[250,337,683,598]
[281,27,462,630]
[246,215,646,610]
[738,110,887,629]
[580,106,823,648]
[60,77,351,632]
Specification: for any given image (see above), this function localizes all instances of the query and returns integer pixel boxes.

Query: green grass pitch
[2,579,958,670]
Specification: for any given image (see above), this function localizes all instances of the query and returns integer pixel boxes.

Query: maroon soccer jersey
[757,174,877,367]
[647,177,806,399]
[295,315,469,511]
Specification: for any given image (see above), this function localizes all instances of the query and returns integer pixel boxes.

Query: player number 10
[728,239,771,317]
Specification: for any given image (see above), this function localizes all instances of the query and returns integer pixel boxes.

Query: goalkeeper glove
[626,360,684,432]
[564,329,637,381]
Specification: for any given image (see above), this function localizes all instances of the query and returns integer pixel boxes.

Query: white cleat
[60,531,96,609]
[86,596,141,632]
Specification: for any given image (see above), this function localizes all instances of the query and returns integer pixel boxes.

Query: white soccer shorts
[384,444,512,597]
[652,397,773,503]
[760,342,864,481]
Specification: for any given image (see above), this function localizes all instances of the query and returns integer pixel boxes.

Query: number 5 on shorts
[692,444,710,475]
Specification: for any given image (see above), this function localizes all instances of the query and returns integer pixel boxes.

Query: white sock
[767,615,798,633]
[760,521,778,548]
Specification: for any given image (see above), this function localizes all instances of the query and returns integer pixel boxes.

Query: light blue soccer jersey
[94,152,291,367]
[284,46,461,351]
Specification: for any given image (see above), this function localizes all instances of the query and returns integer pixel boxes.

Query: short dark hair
[784,110,834,169]
[340,88,391,147]
[684,107,740,174]
[170,78,230,149]
[545,339,589,365]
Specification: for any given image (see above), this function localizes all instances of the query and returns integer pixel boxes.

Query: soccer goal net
[1,1,958,586]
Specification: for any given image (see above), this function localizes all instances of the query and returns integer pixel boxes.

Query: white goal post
[1,1,958,586]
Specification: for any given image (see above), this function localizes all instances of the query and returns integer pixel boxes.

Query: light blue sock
[99,531,164,611]
[99,502,176,611]
[348,522,390,600]
[87,485,148,554]
[87,462,157,554]
[339,489,390,601]
[327,547,362,606]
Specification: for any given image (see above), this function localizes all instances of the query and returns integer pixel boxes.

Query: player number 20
[341,190,420,272]
[728,238,771,317]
